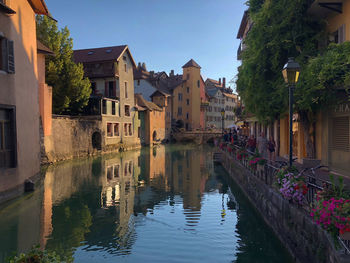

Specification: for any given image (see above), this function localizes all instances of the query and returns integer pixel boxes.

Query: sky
[45,0,247,90]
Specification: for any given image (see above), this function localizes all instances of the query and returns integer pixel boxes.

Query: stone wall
[220,151,349,263]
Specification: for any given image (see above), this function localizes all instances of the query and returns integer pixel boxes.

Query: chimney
[170,70,174,77]
[223,77,226,88]
[219,78,221,85]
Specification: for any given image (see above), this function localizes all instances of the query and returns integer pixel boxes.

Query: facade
[172,59,202,131]
[135,94,166,145]
[223,92,238,128]
[73,45,141,150]
[199,76,209,129]
[206,88,225,129]
[0,0,51,201]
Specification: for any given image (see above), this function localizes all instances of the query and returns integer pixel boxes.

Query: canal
[0,144,293,263]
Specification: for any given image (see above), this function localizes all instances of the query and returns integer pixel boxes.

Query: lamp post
[282,57,300,167]
[221,108,225,135]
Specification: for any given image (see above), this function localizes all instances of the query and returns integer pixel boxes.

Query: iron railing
[218,142,350,255]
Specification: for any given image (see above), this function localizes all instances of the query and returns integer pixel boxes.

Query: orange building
[173,59,202,131]
[0,0,52,202]
[135,94,166,145]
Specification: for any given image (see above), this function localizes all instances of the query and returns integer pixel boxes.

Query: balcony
[84,96,119,116]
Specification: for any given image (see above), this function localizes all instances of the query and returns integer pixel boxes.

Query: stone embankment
[219,150,349,263]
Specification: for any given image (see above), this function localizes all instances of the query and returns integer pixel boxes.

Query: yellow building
[173,59,202,131]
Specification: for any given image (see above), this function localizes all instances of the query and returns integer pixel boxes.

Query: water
[0,144,293,262]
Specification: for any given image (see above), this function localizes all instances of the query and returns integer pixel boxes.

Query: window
[124,64,127,72]
[197,80,200,88]
[125,105,130,116]
[112,102,116,115]
[137,80,140,86]
[125,82,128,98]
[102,100,107,114]
[0,107,16,168]
[0,38,15,73]
[124,123,128,135]
[114,123,119,136]
[186,99,189,105]
[187,87,189,93]
[128,124,132,136]
[186,113,189,119]
[107,123,113,137]
[178,107,182,116]
[114,165,119,178]
[91,82,96,94]
[108,81,114,97]
[138,127,140,138]
[187,73,190,80]
[178,93,182,101]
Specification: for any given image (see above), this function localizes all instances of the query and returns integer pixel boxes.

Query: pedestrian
[233,130,238,145]
[257,132,268,158]
[268,136,276,163]
[247,135,256,153]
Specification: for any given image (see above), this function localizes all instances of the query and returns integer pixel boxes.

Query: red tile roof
[73,45,128,63]
[135,94,162,111]
[182,59,201,69]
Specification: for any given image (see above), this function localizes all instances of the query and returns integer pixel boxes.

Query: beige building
[74,45,141,150]
[0,0,51,202]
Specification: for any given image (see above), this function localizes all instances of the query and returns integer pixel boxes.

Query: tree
[36,16,91,114]
[236,0,324,157]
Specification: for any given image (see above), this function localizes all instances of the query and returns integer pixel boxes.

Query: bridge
[172,131,222,144]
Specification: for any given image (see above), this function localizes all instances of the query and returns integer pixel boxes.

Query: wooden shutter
[338,24,346,44]
[1,38,7,72]
[332,116,349,152]
[7,40,14,73]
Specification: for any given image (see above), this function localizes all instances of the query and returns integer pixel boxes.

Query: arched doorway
[92,131,102,150]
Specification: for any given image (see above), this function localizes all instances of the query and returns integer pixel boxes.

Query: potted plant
[311,175,350,241]
[275,167,308,205]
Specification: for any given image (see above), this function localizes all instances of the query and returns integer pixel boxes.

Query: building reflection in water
[0,145,212,262]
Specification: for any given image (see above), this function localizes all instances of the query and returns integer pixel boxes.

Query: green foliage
[7,245,64,263]
[36,16,91,114]
[296,42,350,113]
[236,0,324,121]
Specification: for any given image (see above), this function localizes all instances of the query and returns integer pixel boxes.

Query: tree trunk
[299,111,315,159]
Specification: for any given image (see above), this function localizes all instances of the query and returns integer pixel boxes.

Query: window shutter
[1,39,8,72]
[7,40,14,73]
[338,24,346,44]
[332,116,349,152]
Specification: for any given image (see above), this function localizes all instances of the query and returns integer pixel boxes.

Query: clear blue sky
[45,0,247,89]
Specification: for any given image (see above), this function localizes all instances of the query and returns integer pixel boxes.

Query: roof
[182,59,201,69]
[223,92,238,99]
[73,45,136,67]
[150,90,170,98]
[237,10,249,39]
[37,40,54,55]
[135,94,162,111]
[206,88,219,97]
[27,0,55,19]
[205,78,223,89]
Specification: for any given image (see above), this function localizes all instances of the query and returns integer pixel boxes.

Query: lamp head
[282,57,300,85]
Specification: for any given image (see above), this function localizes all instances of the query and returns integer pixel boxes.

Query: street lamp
[221,108,225,135]
[282,57,300,167]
